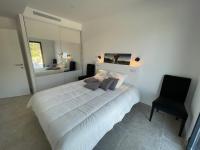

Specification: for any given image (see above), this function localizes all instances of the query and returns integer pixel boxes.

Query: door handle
[15,64,24,66]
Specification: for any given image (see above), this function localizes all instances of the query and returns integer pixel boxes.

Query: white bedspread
[28,81,140,150]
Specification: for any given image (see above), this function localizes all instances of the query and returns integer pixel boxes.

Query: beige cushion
[94,69,108,81]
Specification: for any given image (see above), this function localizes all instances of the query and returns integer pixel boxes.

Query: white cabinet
[25,18,81,43]
[63,70,82,83]
[35,70,82,91]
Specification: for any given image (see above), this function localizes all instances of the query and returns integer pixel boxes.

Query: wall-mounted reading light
[98,56,101,59]
[135,57,140,62]
[130,57,142,68]
[96,55,103,64]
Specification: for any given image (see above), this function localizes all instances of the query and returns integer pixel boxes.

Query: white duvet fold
[28,81,140,150]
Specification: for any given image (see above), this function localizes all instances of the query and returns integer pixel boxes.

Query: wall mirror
[24,17,82,77]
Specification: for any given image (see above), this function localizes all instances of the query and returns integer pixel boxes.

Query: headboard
[96,63,139,85]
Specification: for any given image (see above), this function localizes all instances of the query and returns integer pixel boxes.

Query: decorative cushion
[108,72,127,88]
[84,81,101,91]
[100,78,114,91]
[109,78,119,90]
[96,69,108,76]
[84,77,99,83]
[94,74,105,81]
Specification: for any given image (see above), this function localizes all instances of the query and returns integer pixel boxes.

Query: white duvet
[28,81,140,150]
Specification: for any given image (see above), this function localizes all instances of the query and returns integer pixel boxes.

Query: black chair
[149,75,191,136]
[78,64,95,80]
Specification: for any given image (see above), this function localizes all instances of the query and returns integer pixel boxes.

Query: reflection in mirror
[61,41,81,70]
[28,38,81,76]
[29,41,44,69]
[28,38,62,75]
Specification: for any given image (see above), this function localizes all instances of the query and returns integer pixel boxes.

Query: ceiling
[0,0,141,23]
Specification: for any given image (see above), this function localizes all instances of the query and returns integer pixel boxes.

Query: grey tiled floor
[94,102,186,150]
[0,95,185,150]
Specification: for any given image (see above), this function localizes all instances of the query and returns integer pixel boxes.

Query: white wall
[184,1,200,138]
[82,0,198,105]
[82,0,200,137]
[0,16,17,29]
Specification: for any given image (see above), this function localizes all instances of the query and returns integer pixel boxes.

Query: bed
[27,80,140,150]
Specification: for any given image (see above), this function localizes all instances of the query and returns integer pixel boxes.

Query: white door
[0,29,30,98]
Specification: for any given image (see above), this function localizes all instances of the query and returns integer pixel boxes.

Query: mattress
[28,80,140,150]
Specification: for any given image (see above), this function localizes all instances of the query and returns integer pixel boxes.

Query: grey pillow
[109,78,119,90]
[84,77,99,83]
[100,78,114,91]
[84,81,100,91]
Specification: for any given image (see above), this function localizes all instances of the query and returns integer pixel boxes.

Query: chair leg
[149,105,155,121]
[179,119,186,137]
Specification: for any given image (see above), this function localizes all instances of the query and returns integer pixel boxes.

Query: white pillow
[94,69,108,81]
[108,72,127,88]
[96,69,108,76]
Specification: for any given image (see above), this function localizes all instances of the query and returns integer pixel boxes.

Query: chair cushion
[153,97,188,119]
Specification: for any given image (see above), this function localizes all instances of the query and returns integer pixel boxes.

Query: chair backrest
[86,64,95,76]
[160,75,191,103]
